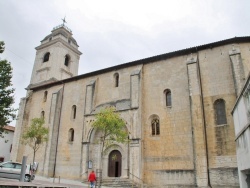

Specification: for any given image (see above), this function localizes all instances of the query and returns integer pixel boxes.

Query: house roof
[30,36,250,91]
[4,125,15,132]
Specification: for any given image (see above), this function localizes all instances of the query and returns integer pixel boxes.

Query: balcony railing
[53,24,72,33]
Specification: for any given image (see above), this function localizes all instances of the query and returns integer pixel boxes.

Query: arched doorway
[108,150,122,177]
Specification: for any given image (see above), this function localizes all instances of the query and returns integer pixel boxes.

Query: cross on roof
[62,17,67,25]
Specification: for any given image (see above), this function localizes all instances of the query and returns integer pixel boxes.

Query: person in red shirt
[88,170,96,188]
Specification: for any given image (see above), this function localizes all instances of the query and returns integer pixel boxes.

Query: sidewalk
[35,175,89,187]
[0,175,90,188]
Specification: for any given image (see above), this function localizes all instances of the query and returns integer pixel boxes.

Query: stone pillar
[43,88,63,177]
[85,80,95,114]
[10,97,28,162]
[130,70,140,109]
[81,142,89,179]
[129,69,142,183]
[129,139,141,183]
[187,56,208,187]
[229,47,245,97]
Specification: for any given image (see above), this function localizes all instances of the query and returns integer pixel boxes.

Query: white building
[0,125,15,162]
[232,74,250,188]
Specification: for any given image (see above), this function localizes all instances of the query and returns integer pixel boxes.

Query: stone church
[11,23,250,187]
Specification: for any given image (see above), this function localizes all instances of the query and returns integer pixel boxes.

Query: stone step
[99,178,139,188]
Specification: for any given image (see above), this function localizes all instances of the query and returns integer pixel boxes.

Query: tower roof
[41,24,78,46]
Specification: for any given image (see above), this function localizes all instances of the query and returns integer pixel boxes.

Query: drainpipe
[53,83,65,177]
[196,49,211,187]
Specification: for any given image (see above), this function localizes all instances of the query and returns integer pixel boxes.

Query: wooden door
[108,150,122,177]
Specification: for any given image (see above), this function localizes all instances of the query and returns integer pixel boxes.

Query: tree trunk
[98,139,105,188]
[31,144,37,182]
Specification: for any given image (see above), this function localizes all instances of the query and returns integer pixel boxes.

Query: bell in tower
[29,19,82,87]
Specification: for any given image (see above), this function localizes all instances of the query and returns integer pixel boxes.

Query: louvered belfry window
[43,52,50,62]
[65,55,70,66]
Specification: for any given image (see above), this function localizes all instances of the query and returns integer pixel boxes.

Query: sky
[0,0,250,126]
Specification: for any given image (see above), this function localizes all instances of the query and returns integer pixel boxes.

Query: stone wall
[12,39,250,187]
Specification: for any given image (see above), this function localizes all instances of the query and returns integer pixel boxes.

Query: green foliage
[0,41,4,53]
[22,118,49,164]
[0,41,16,135]
[92,107,128,156]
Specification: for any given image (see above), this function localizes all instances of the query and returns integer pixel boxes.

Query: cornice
[35,38,82,55]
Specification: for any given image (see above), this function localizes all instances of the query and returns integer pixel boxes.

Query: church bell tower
[29,21,82,87]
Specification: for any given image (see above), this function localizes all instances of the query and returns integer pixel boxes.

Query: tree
[91,107,128,187]
[22,118,49,166]
[0,41,16,136]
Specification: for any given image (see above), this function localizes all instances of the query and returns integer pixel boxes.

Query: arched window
[164,89,172,107]
[68,128,74,142]
[43,91,48,102]
[151,118,160,136]
[43,52,50,62]
[114,73,119,87]
[214,99,227,125]
[41,111,45,119]
[64,55,70,67]
[72,105,76,119]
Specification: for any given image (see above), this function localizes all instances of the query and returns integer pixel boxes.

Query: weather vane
[62,16,67,26]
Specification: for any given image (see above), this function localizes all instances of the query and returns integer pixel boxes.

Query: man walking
[88,170,96,188]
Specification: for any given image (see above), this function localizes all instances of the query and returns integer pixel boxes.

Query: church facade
[11,24,250,187]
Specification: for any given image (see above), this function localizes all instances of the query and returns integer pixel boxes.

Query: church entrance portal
[108,150,122,177]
